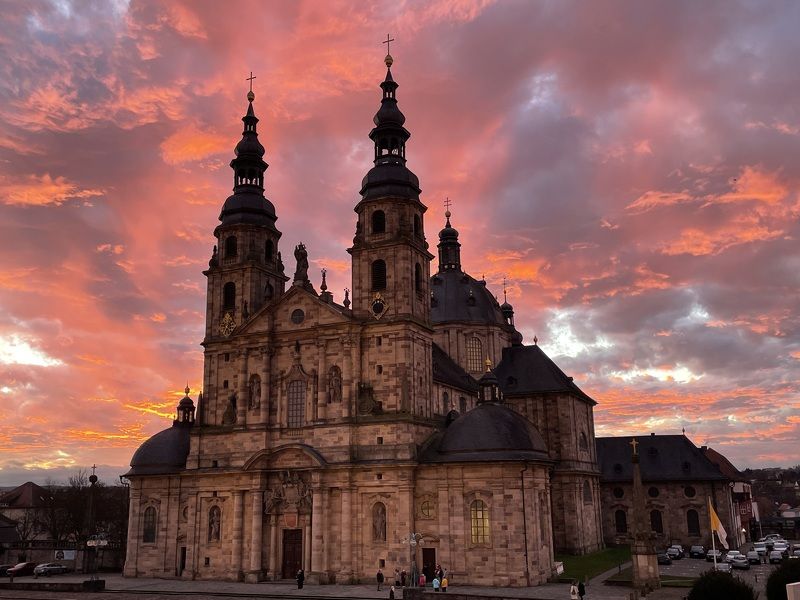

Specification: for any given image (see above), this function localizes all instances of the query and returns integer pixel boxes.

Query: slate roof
[493,344,595,404]
[432,343,478,393]
[419,402,551,464]
[125,424,191,477]
[0,482,51,509]
[430,270,507,326]
[700,446,745,481]
[596,435,729,483]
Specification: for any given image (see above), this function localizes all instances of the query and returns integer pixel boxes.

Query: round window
[648,486,659,498]
[291,309,305,324]
[613,487,624,499]
[684,486,696,498]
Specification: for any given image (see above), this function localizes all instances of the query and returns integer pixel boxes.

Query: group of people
[569,579,586,599]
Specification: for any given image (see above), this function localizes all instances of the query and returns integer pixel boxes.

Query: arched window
[371,260,387,291]
[614,509,627,534]
[583,480,592,504]
[466,337,483,372]
[372,210,386,234]
[142,506,156,543]
[208,506,221,542]
[287,380,305,428]
[264,282,274,301]
[372,502,387,541]
[414,263,422,291]
[470,499,490,544]
[579,431,589,450]
[442,391,449,414]
[224,235,237,258]
[650,509,663,534]
[413,214,421,237]
[459,396,467,413]
[265,240,274,262]
[223,282,236,311]
[687,509,700,536]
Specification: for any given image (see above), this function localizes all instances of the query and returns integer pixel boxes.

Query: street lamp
[400,532,424,587]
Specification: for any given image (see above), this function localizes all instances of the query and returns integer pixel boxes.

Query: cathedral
[123,52,603,587]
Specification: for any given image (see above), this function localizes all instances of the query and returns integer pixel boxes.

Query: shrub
[688,570,756,600]
[766,560,800,600]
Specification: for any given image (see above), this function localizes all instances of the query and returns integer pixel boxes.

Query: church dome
[419,403,550,463]
[218,190,279,229]
[430,270,507,326]
[125,425,190,477]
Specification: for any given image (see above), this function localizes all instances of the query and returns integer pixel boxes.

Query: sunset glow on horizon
[1,0,799,485]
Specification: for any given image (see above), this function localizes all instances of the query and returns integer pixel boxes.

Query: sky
[0,0,798,486]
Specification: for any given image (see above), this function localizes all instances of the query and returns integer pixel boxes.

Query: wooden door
[282,529,303,579]
[422,547,436,582]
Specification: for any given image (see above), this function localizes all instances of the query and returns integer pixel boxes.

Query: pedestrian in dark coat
[578,580,586,599]
[377,568,385,591]
[400,569,407,587]
[296,569,305,589]
[389,585,396,599]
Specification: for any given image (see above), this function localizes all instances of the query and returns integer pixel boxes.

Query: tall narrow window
[687,509,700,535]
[442,391,449,414]
[615,509,627,534]
[265,240,274,262]
[143,506,156,543]
[223,282,236,311]
[287,380,305,428]
[582,480,593,504]
[224,235,237,258]
[208,506,221,542]
[372,502,387,541]
[470,499,490,544]
[414,263,422,291]
[466,337,483,372]
[413,214,421,237]
[650,509,663,534]
[372,260,387,291]
[372,210,386,234]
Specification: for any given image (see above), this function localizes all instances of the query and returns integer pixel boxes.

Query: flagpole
[712,522,717,569]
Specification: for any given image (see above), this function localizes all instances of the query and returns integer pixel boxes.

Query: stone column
[342,338,353,417]
[237,348,249,425]
[268,514,279,580]
[230,490,244,580]
[340,487,353,581]
[316,340,327,421]
[184,493,199,579]
[260,346,271,425]
[303,518,312,572]
[246,490,263,582]
[123,489,140,577]
[310,486,324,582]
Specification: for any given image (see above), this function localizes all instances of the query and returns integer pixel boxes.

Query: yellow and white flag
[708,497,729,549]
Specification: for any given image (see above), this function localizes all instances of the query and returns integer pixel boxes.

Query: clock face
[220,312,235,336]
[371,293,388,320]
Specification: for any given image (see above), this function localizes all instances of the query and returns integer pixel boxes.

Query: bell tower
[348,51,434,323]
[204,86,288,340]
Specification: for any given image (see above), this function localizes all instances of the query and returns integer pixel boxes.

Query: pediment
[243,444,327,471]
[271,286,352,333]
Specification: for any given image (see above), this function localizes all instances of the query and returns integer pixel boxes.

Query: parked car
[0,565,13,576]
[724,550,742,563]
[774,542,789,557]
[761,533,784,541]
[769,550,784,564]
[746,551,761,564]
[667,545,684,559]
[754,542,768,556]
[690,545,706,558]
[657,552,672,565]
[6,562,37,577]
[731,555,750,570]
[706,549,724,562]
[789,549,800,561]
[715,561,732,572]
[33,563,69,576]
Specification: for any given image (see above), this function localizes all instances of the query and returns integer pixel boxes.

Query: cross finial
[629,437,639,456]
[246,71,257,93]
[383,33,395,56]
[503,277,508,303]
[91,464,97,476]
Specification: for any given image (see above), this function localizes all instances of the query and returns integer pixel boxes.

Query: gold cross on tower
[246,71,257,93]
[629,437,639,456]
[383,33,395,55]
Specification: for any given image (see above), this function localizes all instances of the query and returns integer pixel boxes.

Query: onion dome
[437,210,461,270]
[419,403,550,464]
[478,359,502,404]
[217,91,279,232]
[360,53,421,202]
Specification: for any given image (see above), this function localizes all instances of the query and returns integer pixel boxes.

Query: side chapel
[123,51,603,587]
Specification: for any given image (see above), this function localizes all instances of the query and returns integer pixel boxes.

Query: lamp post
[401,532,424,587]
[742,528,747,547]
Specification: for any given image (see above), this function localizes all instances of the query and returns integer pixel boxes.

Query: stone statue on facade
[293,243,309,283]
[328,365,342,403]
[221,394,237,425]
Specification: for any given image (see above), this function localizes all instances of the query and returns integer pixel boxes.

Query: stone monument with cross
[629,436,660,595]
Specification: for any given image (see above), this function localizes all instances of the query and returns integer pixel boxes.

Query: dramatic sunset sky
[1,0,798,485]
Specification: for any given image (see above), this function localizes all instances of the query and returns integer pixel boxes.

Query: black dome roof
[430,270,507,326]
[125,425,190,477]
[419,403,550,463]
[218,190,279,230]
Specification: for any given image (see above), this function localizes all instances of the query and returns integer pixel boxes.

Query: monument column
[630,437,660,593]
[246,490,263,582]
[230,490,244,580]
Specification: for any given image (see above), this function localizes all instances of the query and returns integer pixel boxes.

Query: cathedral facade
[123,54,602,587]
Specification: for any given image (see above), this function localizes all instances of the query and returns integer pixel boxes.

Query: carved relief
[221,393,237,425]
[416,494,437,520]
[263,470,312,514]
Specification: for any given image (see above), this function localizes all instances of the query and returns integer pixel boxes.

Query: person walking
[400,569,407,587]
[394,567,400,587]
[432,576,440,592]
[389,585,396,599]
[570,581,579,600]
[441,575,448,592]
[419,572,427,587]
[377,568,385,591]
[578,580,585,599]
[296,569,305,589]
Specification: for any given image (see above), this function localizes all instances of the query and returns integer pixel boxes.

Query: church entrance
[422,548,436,582]
[281,529,303,579]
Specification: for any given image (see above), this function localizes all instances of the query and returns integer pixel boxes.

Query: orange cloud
[0,174,104,206]
[160,126,230,165]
